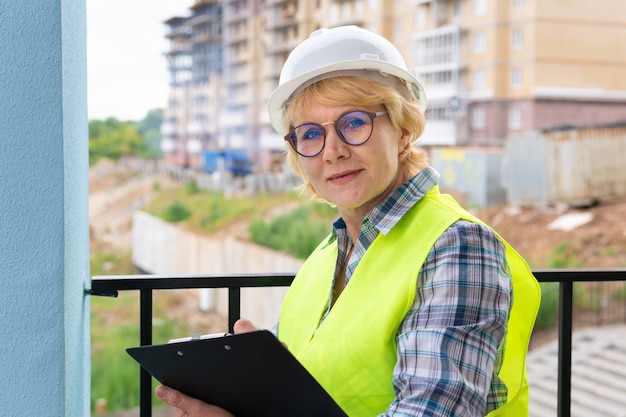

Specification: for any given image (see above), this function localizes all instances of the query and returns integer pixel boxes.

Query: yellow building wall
[532,0,626,91]
[536,0,626,24]
[534,22,626,90]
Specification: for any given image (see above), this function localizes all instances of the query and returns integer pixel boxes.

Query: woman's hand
[156,385,235,417]
[155,319,258,416]
[232,318,257,334]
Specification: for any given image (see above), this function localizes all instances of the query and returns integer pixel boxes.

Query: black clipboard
[126,330,348,417]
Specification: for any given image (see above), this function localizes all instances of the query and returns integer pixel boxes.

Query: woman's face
[295,99,409,219]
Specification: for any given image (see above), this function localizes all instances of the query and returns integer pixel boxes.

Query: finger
[233,318,257,334]
[155,385,235,417]
[155,385,202,415]
[156,385,187,410]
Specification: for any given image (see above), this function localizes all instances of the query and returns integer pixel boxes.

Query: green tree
[138,108,163,157]
[88,117,153,165]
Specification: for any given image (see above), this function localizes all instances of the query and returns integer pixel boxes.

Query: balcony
[90,268,626,417]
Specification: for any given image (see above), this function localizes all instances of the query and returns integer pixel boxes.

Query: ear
[399,128,411,153]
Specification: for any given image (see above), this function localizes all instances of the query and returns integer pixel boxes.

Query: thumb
[233,318,257,334]
[155,385,188,409]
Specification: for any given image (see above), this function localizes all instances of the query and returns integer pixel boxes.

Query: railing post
[228,287,241,333]
[140,289,153,417]
[557,281,573,417]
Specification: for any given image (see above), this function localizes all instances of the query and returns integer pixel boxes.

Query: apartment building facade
[162,0,223,168]
[412,0,626,146]
[162,0,626,170]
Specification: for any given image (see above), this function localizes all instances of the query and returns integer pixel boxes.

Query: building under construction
[161,0,626,173]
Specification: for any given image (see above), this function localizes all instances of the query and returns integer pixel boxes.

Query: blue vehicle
[202,150,252,177]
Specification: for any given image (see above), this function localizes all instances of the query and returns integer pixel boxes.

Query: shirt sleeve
[380,220,512,417]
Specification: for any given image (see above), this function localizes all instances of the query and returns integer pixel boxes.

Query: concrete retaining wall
[132,211,303,329]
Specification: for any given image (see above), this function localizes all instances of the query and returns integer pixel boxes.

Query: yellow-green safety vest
[278,185,541,416]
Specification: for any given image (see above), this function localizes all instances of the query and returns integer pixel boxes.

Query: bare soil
[472,199,626,269]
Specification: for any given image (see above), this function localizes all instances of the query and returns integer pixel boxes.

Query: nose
[322,125,349,162]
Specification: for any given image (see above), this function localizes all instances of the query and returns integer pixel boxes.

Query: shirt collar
[324,166,440,245]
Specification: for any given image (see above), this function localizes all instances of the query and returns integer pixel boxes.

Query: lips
[327,169,361,185]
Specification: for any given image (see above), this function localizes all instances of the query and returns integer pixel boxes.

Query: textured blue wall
[0,1,89,415]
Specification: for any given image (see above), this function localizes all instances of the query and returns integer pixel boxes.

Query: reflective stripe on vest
[279,185,541,416]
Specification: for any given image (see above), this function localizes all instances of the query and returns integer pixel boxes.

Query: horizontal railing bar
[90,268,626,293]
[91,272,297,293]
[533,268,626,282]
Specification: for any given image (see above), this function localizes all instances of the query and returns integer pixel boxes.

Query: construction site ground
[89,161,626,345]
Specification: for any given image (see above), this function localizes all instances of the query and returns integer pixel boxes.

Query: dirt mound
[472,198,626,268]
[89,161,177,252]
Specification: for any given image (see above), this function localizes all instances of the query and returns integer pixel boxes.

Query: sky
[87,0,194,121]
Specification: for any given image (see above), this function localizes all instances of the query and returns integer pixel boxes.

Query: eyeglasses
[284,110,388,157]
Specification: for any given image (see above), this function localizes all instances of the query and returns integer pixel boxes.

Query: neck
[339,211,364,242]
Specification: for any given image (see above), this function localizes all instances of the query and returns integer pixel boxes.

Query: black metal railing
[90,268,626,417]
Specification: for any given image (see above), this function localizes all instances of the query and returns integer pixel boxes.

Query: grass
[90,281,223,412]
[90,250,137,276]
[249,202,338,259]
[90,249,209,413]
[91,305,142,411]
[143,186,300,234]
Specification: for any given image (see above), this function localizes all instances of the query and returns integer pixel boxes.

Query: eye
[299,125,323,141]
[339,113,368,130]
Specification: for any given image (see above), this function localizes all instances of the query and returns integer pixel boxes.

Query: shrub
[185,180,199,195]
[249,203,336,259]
[162,200,191,223]
[535,282,559,329]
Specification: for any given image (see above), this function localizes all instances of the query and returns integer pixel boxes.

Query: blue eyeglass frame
[284,110,388,157]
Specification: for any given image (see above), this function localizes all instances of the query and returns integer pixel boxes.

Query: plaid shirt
[325,167,512,416]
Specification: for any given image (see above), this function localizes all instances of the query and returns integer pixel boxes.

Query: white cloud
[87,0,193,121]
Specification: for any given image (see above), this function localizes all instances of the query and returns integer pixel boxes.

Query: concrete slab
[527,325,626,417]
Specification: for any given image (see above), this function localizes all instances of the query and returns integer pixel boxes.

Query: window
[512,0,523,10]
[454,0,462,20]
[473,69,486,89]
[510,68,522,89]
[355,0,363,14]
[330,4,338,21]
[471,107,486,129]
[422,71,453,86]
[511,29,523,50]
[425,105,452,121]
[414,31,458,66]
[509,106,522,129]
[342,2,350,20]
[415,9,426,29]
[475,0,487,16]
[474,32,486,53]
[414,44,426,65]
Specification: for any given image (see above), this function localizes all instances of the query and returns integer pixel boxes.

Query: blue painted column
[0,1,90,415]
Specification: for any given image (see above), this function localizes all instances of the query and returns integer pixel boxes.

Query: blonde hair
[283,75,429,200]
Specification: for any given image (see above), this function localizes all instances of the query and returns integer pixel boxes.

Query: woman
[157,25,540,417]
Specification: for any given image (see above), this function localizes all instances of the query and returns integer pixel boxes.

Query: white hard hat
[268,25,427,136]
